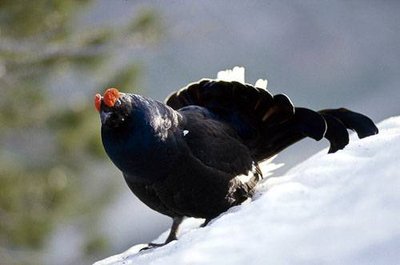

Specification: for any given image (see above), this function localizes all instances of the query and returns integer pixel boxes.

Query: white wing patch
[236,157,284,186]
[236,171,255,185]
[236,162,259,185]
[183,130,189,136]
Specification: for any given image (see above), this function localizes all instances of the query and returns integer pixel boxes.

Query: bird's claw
[139,242,166,252]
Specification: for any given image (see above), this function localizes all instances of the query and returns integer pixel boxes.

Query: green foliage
[0,0,90,38]
[0,167,70,249]
[0,1,162,264]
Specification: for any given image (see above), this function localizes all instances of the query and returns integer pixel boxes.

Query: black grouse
[95,69,378,249]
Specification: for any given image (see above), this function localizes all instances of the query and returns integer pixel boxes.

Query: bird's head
[94,88,133,128]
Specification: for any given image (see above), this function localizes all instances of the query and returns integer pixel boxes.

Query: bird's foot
[140,242,169,252]
[139,217,183,252]
[200,218,212,227]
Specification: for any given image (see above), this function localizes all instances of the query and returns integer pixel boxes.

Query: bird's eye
[114,99,121,108]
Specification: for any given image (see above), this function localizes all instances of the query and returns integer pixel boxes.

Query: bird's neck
[102,97,182,183]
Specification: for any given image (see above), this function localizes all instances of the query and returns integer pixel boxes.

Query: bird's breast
[102,126,181,184]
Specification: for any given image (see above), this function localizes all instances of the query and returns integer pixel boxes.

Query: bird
[95,67,378,250]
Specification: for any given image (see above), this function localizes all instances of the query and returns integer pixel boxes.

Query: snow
[95,116,400,265]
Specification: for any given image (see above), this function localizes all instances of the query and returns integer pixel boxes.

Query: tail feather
[319,113,349,153]
[293,108,326,141]
[257,107,379,159]
[319,108,379,138]
[253,107,326,160]
[165,79,378,162]
[261,94,294,124]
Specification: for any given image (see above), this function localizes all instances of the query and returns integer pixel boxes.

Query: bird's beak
[100,111,112,125]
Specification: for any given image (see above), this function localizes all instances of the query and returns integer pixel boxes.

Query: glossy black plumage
[97,79,378,248]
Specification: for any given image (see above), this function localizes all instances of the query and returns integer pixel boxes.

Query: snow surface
[95,116,400,265]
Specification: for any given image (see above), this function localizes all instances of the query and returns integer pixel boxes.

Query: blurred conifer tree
[0,1,162,264]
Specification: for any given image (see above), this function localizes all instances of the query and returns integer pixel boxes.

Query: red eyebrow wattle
[94,94,102,112]
[103,88,120,108]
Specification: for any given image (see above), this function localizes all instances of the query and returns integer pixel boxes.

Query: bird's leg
[164,216,184,243]
[140,217,184,251]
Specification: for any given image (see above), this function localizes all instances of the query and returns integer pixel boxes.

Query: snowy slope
[95,116,400,265]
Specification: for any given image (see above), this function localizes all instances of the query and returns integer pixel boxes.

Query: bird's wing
[166,80,378,161]
[178,106,255,177]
